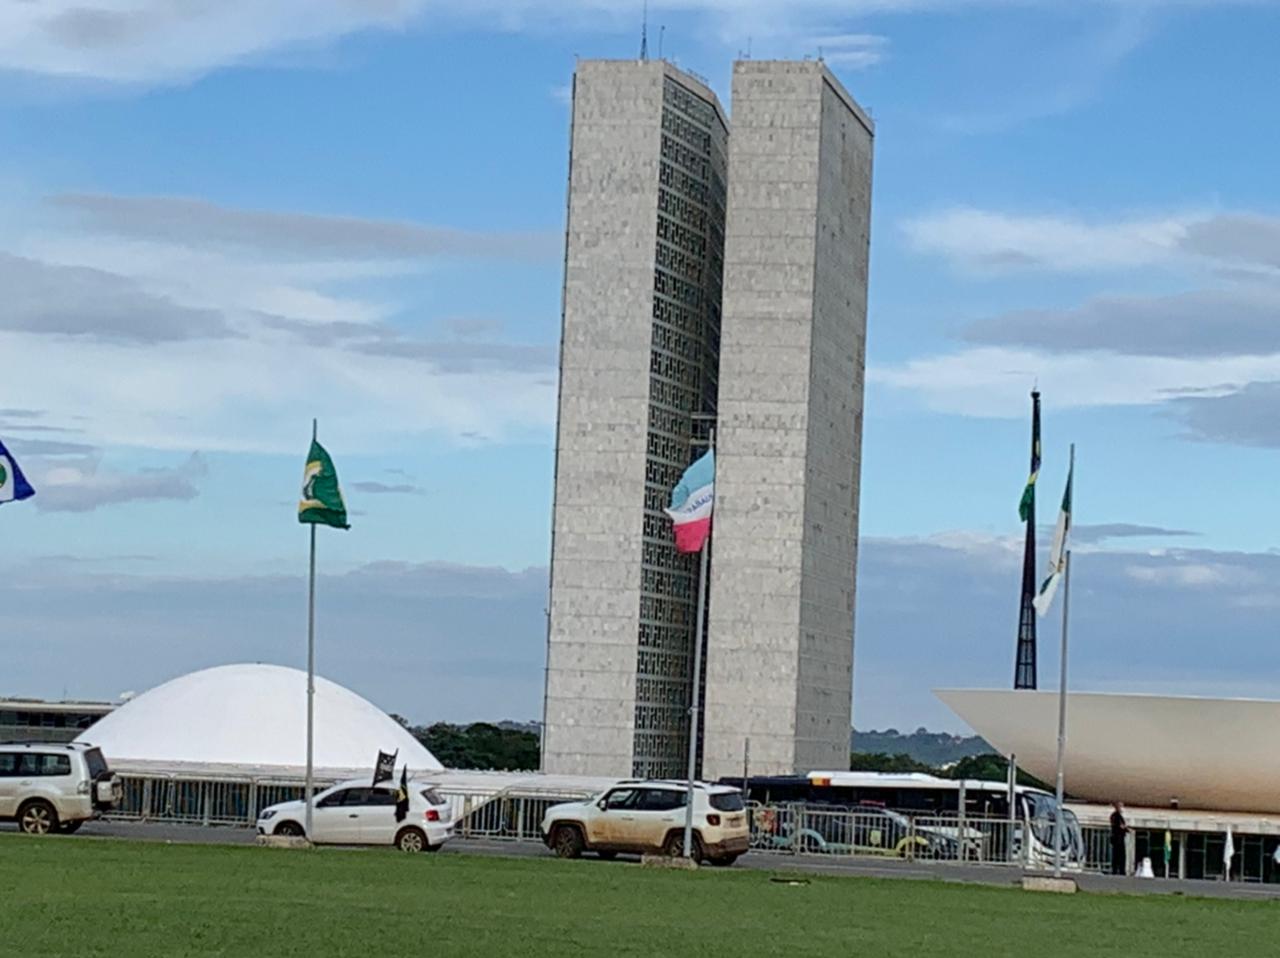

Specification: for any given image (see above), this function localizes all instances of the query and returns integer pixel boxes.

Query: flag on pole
[394,766,410,823]
[0,438,36,505]
[1018,406,1041,522]
[1224,826,1235,879]
[665,449,714,554]
[1033,460,1073,617]
[298,439,349,529]
[372,750,397,787]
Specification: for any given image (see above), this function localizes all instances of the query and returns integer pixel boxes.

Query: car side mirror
[597,798,608,810]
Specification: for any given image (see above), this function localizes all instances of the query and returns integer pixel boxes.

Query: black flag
[394,766,410,823]
[373,750,397,787]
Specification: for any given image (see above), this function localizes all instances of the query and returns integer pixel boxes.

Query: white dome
[77,663,441,773]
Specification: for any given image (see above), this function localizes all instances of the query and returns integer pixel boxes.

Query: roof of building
[0,698,117,714]
[75,663,441,773]
[937,688,1280,815]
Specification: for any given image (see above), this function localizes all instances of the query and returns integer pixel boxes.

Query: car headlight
[260,809,277,821]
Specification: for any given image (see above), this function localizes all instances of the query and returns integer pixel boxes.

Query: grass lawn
[1,838,1275,957]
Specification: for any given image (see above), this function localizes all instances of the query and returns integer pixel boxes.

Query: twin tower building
[543,59,874,781]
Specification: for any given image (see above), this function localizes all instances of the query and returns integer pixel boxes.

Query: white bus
[722,771,1084,869]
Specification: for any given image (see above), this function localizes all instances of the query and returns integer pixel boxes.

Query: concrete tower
[701,61,874,779]
[542,60,729,778]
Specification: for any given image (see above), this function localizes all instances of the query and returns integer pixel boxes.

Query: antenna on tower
[658,25,665,60]
[640,0,648,60]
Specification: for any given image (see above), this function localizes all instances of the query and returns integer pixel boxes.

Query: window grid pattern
[632,77,728,779]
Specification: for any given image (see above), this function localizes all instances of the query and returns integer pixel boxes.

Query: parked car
[257,779,453,852]
[540,780,750,866]
[0,742,121,834]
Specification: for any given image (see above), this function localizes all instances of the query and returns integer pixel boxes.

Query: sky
[4,0,1280,735]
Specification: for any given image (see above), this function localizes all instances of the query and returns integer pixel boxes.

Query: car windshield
[710,792,745,812]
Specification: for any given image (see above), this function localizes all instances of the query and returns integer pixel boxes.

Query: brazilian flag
[394,767,410,824]
[1018,395,1042,522]
[298,439,349,530]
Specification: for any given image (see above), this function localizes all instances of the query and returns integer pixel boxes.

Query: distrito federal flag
[665,449,714,554]
[0,437,36,505]
[298,439,350,530]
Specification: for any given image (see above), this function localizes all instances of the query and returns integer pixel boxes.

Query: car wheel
[396,827,428,853]
[18,800,58,836]
[551,824,584,859]
[597,850,618,861]
[59,821,84,834]
[663,831,703,861]
[708,854,739,867]
[274,821,305,838]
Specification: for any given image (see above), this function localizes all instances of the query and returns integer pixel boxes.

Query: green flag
[298,439,349,529]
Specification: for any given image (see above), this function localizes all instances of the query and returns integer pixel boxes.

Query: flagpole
[1053,445,1074,877]
[305,418,317,840]
[683,426,714,859]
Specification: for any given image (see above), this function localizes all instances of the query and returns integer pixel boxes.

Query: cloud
[1066,523,1198,544]
[351,480,424,495]
[901,207,1190,274]
[6,437,99,457]
[0,188,560,454]
[1181,214,1280,271]
[870,346,1280,416]
[810,33,888,69]
[34,451,209,513]
[3,557,550,725]
[853,532,1280,730]
[903,206,1280,277]
[51,193,560,263]
[1169,381,1280,449]
[962,286,1280,358]
[0,252,236,344]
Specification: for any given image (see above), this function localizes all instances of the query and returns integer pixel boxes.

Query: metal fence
[746,803,1024,865]
[103,772,1110,872]
[103,772,595,841]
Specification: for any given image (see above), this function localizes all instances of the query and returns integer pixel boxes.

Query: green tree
[849,752,935,774]
[946,753,1049,790]
[409,722,540,771]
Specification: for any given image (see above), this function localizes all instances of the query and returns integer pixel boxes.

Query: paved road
[7,821,1280,901]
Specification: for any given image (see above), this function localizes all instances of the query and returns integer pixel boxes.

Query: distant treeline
[392,717,540,771]
[849,750,1049,789]
[852,727,993,767]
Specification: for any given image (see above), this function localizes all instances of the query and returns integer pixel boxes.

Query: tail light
[424,809,440,822]
[78,781,91,795]
[706,814,721,826]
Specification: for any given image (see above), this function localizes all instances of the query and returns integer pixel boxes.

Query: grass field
[2,838,1276,957]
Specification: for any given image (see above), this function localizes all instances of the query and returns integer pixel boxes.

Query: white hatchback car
[257,779,454,852]
[0,742,121,834]
[541,780,750,866]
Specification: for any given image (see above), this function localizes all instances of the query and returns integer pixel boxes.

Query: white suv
[541,780,750,866]
[0,742,121,834]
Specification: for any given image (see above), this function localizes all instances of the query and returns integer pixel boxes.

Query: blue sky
[4,1,1280,735]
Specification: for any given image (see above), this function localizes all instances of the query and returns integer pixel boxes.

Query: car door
[357,786,401,845]
[586,787,643,850]
[312,787,366,843]
[632,788,686,851]
[0,752,18,817]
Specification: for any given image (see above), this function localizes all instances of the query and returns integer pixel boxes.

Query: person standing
[1110,802,1130,876]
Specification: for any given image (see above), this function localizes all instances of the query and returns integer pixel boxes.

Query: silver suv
[0,742,121,834]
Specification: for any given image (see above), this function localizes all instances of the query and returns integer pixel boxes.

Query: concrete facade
[543,60,728,778]
[702,61,873,779]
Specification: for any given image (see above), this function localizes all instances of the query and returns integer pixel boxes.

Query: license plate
[728,816,743,827]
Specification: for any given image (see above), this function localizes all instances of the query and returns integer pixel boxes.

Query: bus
[720,771,1084,869]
